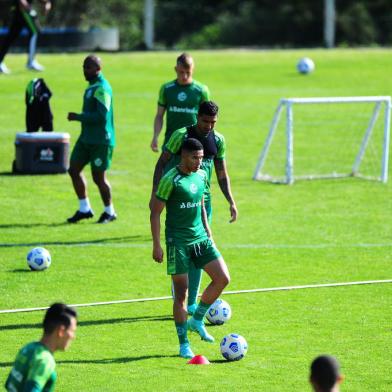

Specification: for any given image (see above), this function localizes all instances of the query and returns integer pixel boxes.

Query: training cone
[187,355,210,365]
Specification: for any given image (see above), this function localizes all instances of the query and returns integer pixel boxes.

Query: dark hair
[198,101,219,117]
[176,52,193,68]
[43,303,77,334]
[310,355,341,391]
[182,138,203,153]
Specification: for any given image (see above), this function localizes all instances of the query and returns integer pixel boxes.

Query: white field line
[0,279,391,315]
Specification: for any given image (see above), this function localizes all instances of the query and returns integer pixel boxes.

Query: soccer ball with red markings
[220,333,248,361]
[27,247,51,271]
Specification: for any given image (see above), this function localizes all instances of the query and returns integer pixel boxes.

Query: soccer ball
[297,57,315,74]
[27,247,51,271]
[220,333,248,361]
[206,298,232,325]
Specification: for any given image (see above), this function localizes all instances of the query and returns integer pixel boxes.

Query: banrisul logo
[189,183,198,194]
[180,201,201,209]
[177,92,187,102]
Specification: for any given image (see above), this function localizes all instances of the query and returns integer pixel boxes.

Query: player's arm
[201,196,212,238]
[24,357,55,392]
[150,150,172,208]
[39,0,52,16]
[18,0,32,11]
[214,158,238,223]
[68,87,109,124]
[150,197,166,263]
[151,105,166,152]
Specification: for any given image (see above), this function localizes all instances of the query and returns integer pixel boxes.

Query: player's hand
[43,1,52,15]
[67,112,78,121]
[153,244,164,263]
[229,203,238,223]
[150,138,159,152]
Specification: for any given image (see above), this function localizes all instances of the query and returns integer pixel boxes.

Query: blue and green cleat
[187,303,197,316]
[187,317,214,343]
[179,343,194,359]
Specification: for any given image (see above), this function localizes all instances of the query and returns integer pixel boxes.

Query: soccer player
[5,303,77,392]
[151,100,237,315]
[67,54,117,224]
[310,355,344,392]
[0,0,52,74]
[150,138,230,359]
[150,52,210,151]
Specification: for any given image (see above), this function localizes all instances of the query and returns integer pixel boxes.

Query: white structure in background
[253,96,391,184]
[324,0,336,48]
[144,0,155,49]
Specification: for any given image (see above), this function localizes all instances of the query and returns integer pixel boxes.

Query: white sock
[104,204,115,216]
[28,34,38,65]
[79,198,91,213]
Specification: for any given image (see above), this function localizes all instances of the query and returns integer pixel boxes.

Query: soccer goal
[253,96,391,184]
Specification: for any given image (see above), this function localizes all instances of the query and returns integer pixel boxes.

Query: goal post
[253,96,391,184]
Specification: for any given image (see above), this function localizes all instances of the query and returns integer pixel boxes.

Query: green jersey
[5,342,56,392]
[158,79,210,145]
[156,167,208,246]
[75,73,115,146]
[164,126,226,199]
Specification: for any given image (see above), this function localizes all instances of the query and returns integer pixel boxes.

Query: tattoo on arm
[215,159,234,204]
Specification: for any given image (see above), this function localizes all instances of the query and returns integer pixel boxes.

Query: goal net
[253,97,391,184]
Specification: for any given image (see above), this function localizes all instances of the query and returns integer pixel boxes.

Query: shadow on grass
[57,354,178,365]
[0,235,149,248]
[0,354,178,368]
[0,222,68,229]
[0,315,173,332]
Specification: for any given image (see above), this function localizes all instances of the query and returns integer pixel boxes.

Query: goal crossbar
[253,96,391,184]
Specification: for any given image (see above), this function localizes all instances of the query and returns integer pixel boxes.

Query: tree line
[1,0,392,49]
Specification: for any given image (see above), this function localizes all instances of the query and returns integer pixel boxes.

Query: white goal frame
[253,96,391,184]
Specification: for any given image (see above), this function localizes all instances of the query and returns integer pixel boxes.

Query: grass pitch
[0,50,391,391]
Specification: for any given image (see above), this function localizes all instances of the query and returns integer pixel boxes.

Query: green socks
[187,265,202,307]
[175,322,189,345]
[193,300,211,321]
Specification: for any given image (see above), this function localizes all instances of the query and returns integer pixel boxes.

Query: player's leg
[188,240,228,342]
[172,274,193,359]
[187,198,212,314]
[168,243,194,359]
[0,12,24,73]
[21,8,43,71]
[91,145,116,223]
[67,141,93,223]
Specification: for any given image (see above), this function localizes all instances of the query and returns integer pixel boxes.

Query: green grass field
[0,49,391,391]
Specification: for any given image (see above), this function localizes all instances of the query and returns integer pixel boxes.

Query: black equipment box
[13,132,70,174]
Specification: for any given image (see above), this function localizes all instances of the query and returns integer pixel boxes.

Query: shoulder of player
[161,80,177,90]
[195,169,208,180]
[191,80,209,92]
[212,130,225,144]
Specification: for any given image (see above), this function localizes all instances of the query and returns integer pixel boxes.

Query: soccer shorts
[70,140,113,171]
[166,238,221,275]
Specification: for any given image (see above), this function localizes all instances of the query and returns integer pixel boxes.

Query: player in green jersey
[5,303,77,392]
[151,101,237,315]
[150,138,230,359]
[150,53,210,151]
[67,54,117,224]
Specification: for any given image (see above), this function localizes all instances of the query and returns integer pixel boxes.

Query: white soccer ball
[297,57,315,74]
[27,247,51,271]
[220,333,248,361]
[206,298,232,325]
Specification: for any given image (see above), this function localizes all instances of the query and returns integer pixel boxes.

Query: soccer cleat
[179,343,194,359]
[187,317,214,343]
[67,210,94,223]
[0,62,10,74]
[27,60,44,72]
[97,212,117,224]
[187,303,197,316]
